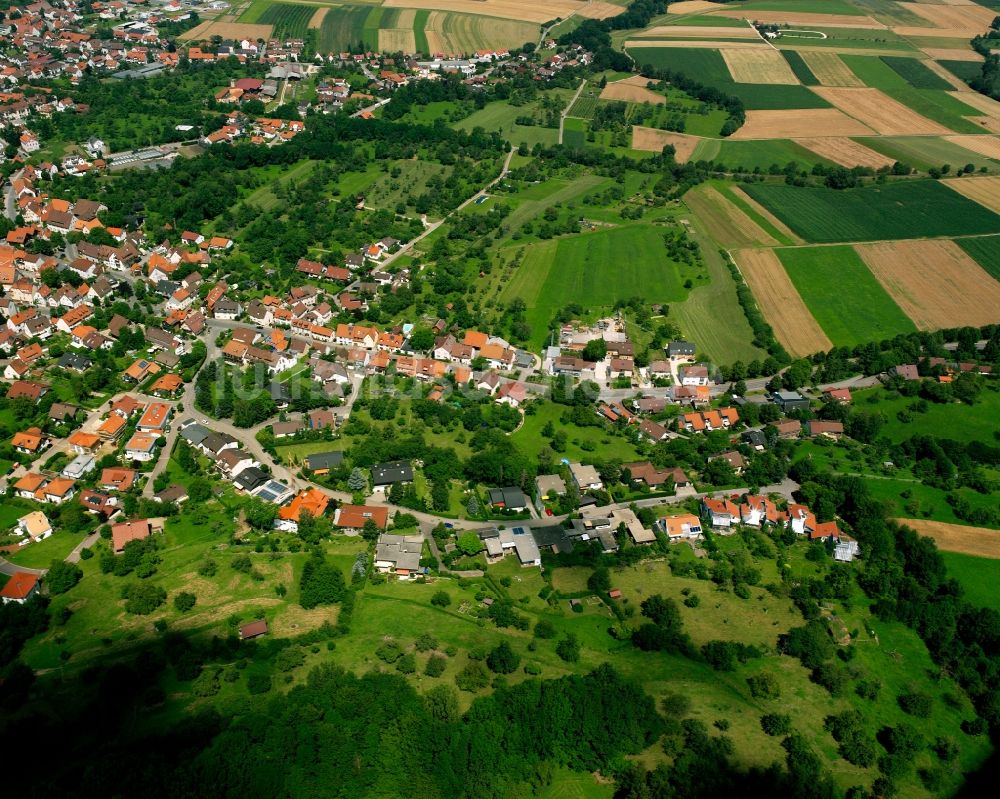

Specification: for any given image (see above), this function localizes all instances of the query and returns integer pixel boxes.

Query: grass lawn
[0,499,33,529]
[776,244,916,346]
[536,768,614,799]
[940,551,1000,612]
[512,402,643,463]
[866,478,1000,530]
[859,384,1000,444]
[5,531,81,569]
[742,180,1000,243]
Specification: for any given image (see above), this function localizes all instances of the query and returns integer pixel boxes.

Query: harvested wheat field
[668,0,722,12]
[922,47,983,61]
[309,7,328,28]
[379,28,417,53]
[623,39,766,48]
[631,127,700,161]
[795,137,895,168]
[855,239,1000,330]
[944,175,1000,213]
[949,90,1000,119]
[714,9,885,28]
[576,1,628,19]
[812,87,951,135]
[731,108,874,139]
[685,186,778,247]
[722,48,799,84]
[637,25,759,38]
[601,79,665,104]
[908,3,996,34]
[180,20,273,41]
[730,187,804,244]
[732,248,832,357]
[895,519,1000,559]
[801,51,865,87]
[968,116,1000,133]
[944,135,1000,160]
[383,0,580,24]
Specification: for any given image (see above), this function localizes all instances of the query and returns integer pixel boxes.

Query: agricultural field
[741,180,1000,243]
[256,2,315,41]
[956,234,1000,282]
[939,552,1000,613]
[775,244,916,347]
[896,519,1000,560]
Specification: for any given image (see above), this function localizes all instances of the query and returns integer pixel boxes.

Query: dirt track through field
[730,187,804,244]
[801,51,864,87]
[795,137,895,168]
[731,248,832,357]
[722,48,799,84]
[631,127,700,161]
[601,79,665,104]
[944,175,1000,213]
[944,135,1000,160]
[685,186,778,247]
[855,239,1000,330]
[895,518,1000,558]
[713,9,886,28]
[812,87,951,135]
[731,108,875,139]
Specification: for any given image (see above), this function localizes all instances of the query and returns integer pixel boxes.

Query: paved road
[0,558,46,577]
[66,532,100,564]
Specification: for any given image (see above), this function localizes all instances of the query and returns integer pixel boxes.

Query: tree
[587,566,611,594]
[348,467,368,492]
[188,478,211,503]
[244,499,277,530]
[361,518,380,542]
[122,582,166,615]
[455,660,490,691]
[425,655,447,678]
[556,633,581,662]
[431,590,451,608]
[761,713,792,736]
[582,338,607,362]
[247,672,272,695]
[456,531,483,556]
[407,327,435,352]
[45,561,82,595]
[174,591,196,612]
[299,551,347,609]
[466,494,481,517]
[534,618,556,639]
[486,642,520,674]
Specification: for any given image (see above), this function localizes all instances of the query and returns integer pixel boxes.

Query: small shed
[239,619,268,640]
[608,589,622,599]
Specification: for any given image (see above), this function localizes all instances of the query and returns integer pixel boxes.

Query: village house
[1,571,40,604]
[374,533,423,579]
[701,497,739,529]
[334,504,389,532]
[658,513,703,541]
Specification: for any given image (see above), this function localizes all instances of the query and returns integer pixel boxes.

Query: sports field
[776,245,916,346]
[742,180,1000,243]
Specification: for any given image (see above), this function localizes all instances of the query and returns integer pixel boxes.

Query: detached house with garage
[374,533,424,579]
[701,497,739,529]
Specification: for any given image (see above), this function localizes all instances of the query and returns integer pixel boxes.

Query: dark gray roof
[371,460,413,486]
[57,352,92,370]
[179,422,210,445]
[668,341,696,356]
[306,451,344,470]
[155,484,189,503]
[488,486,528,508]
[234,466,268,491]
[201,431,238,454]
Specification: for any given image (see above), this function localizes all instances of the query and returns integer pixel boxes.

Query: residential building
[478,525,541,567]
[487,486,529,512]
[17,511,52,542]
[1,572,40,604]
[124,432,158,462]
[658,514,702,541]
[62,453,96,480]
[275,488,330,532]
[374,533,423,578]
[772,390,809,413]
[305,451,344,474]
[335,504,389,532]
[371,460,414,492]
[702,497,739,529]
[111,519,154,553]
[569,462,603,491]
[535,474,566,509]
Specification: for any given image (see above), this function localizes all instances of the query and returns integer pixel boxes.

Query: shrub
[556,633,581,663]
[425,655,447,677]
[486,642,520,674]
[534,618,556,639]
[761,713,791,736]
[192,667,221,697]
[661,692,691,719]
[415,633,438,652]
[683,594,700,608]
[454,660,490,691]
[247,672,272,695]
[898,692,933,718]
[376,641,404,663]
[275,646,306,672]
[79,547,94,561]
[523,662,542,675]
[747,672,780,699]
[45,561,82,595]
[198,559,217,577]
[430,590,451,608]
[173,591,196,612]
[121,582,166,615]
[230,555,252,573]
[396,653,417,674]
